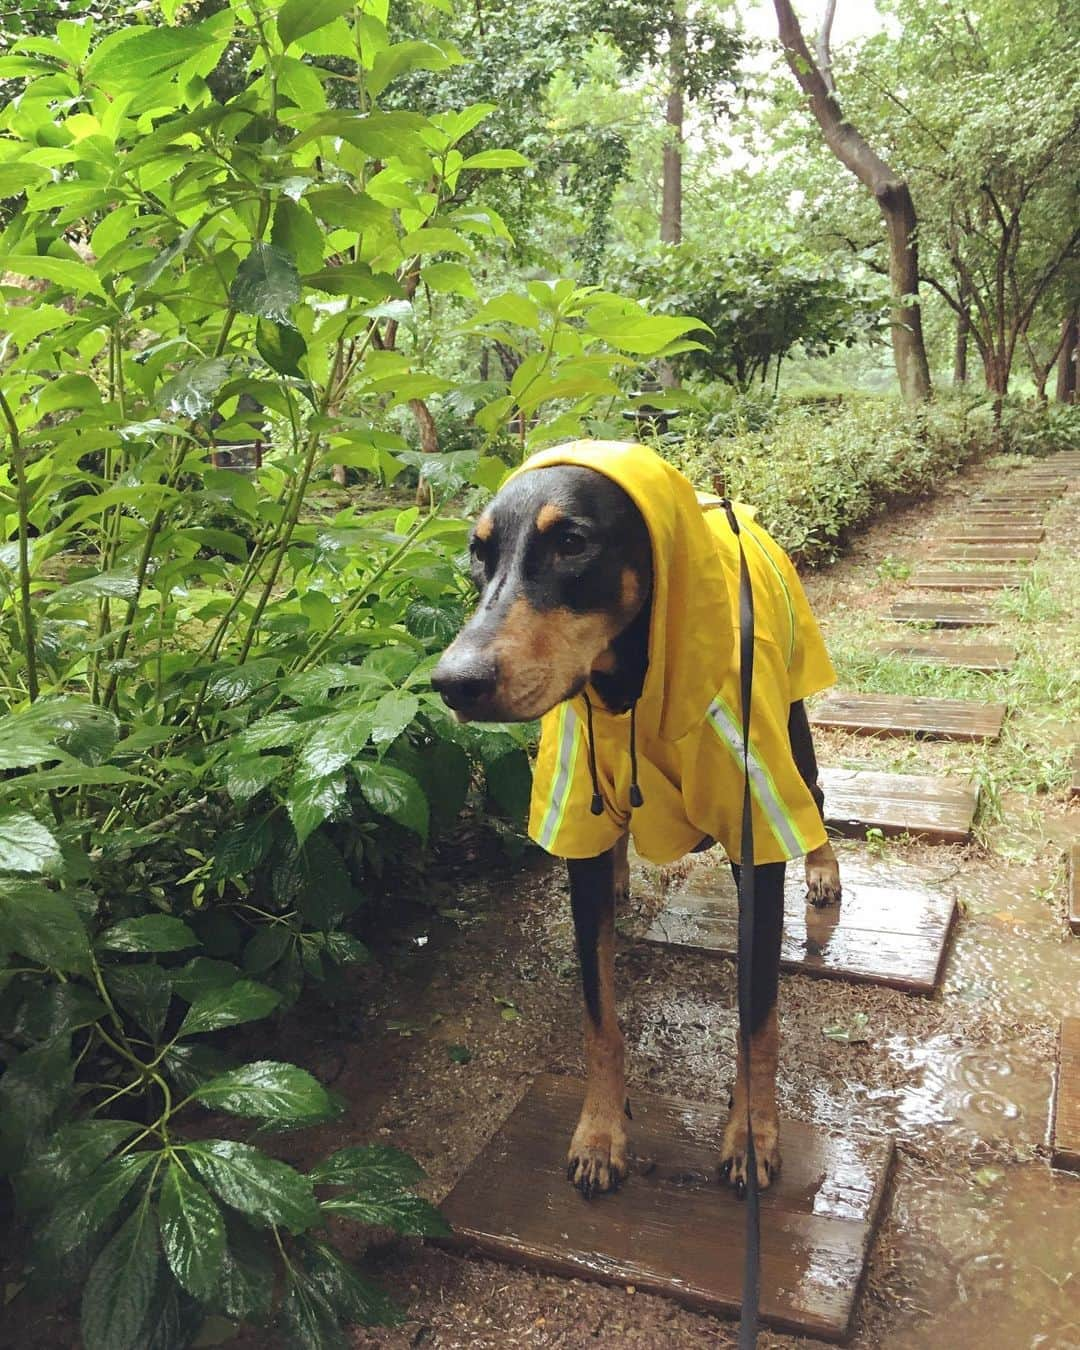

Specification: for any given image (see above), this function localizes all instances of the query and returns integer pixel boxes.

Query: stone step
[811,692,1005,742]
[907,570,1024,591]
[640,853,958,995]
[871,639,1016,672]
[1052,1018,1080,1173]
[437,1073,895,1343]
[820,767,979,844]
[888,601,997,627]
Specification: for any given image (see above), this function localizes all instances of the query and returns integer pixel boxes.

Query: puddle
[881,1036,1052,1154]
[946,919,1080,1023]
[885,1168,1080,1350]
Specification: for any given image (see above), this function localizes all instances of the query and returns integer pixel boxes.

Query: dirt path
[286,449,1080,1350]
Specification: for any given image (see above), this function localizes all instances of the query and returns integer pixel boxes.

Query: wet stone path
[259,451,1078,1350]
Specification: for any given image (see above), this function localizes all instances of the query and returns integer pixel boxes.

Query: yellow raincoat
[519,442,835,866]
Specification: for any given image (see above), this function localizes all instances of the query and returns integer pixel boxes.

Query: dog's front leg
[788,699,841,906]
[720,860,784,1195]
[566,848,628,1198]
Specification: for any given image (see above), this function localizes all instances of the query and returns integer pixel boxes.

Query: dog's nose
[431,651,498,712]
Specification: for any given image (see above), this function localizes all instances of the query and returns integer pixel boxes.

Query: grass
[813,541,1079,855]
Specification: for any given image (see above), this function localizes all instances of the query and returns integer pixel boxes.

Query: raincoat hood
[509,440,732,743]
[514,441,836,866]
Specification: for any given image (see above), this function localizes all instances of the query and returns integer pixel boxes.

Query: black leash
[721,498,761,1350]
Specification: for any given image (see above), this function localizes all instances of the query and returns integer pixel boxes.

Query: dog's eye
[553,529,587,558]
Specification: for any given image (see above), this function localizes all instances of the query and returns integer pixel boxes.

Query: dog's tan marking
[720,1008,781,1191]
[473,511,494,542]
[805,839,842,906]
[620,566,641,614]
[491,598,619,720]
[612,832,630,904]
[568,890,627,1196]
[535,502,564,532]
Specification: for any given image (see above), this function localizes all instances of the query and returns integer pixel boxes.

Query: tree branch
[816,0,838,96]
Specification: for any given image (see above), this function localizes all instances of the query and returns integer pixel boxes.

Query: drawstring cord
[583,693,645,817]
[583,692,604,816]
[629,702,644,808]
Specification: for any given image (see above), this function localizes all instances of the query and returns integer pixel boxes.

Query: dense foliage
[0,3,698,1346]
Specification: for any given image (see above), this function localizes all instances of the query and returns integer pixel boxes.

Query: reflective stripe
[706,693,807,858]
[537,704,581,851]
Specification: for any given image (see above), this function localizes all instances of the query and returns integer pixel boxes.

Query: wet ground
[257,451,1076,1350]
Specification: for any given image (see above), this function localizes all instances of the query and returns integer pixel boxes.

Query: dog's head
[431,465,652,722]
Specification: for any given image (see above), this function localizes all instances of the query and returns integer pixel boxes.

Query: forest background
[0,1,1077,1347]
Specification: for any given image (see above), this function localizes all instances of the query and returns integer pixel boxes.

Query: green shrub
[0,6,693,1347]
[666,396,984,563]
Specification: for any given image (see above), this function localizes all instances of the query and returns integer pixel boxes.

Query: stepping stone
[908,570,1023,591]
[930,544,1039,562]
[436,1073,895,1343]
[888,600,996,627]
[872,639,1016,672]
[811,692,1005,742]
[967,512,1045,523]
[820,767,979,844]
[1069,844,1080,936]
[1051,1018,1080,1172]
[939,528,1044,543]
[641,854,958,994]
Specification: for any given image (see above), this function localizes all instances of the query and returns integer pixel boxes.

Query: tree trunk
[410,398,438,453]
[1057,310,1078,404]
[661,5,686,246]
[953,306,970,385]
[773,0,932,404]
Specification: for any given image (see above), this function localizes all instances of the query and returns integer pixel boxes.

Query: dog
[432,442,840,1200]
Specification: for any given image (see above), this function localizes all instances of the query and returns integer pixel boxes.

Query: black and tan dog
[432,442,840,1199]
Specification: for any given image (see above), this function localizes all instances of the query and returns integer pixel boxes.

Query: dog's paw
[567,1115,629,1199]
[718,1111,781,1198]
[805,849,842,907]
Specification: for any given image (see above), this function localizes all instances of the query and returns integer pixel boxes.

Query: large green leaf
[0,254,106,298]
[177,979,281,1037]
[0,1036,74,1174]
[13,982,106,1042]
[169,956,241,1002]
[0,812,62,875]
[0,881,92,972]
[106,964,173,1040]
[35,1153,156,1267]
[81,1201,161,1350]
[157,1161,224,1302]
[185,1140,318,1232]
[369,691,419,749]
[300,1239,403,1328]
[296,712,373,778]
[194,1062,339,1124]
[286,771,348,849]
[158,358,230,418]
[209,815,274,880]
[352,762,428,840]
[230,244,301,325]
[217,1216,275,1320]
[278,0,354,51]
[256,320,307,378]
[84,17,229,92]
[96,915,197,954]
[15,1120,139,1217]
[320,1189,450,1236]
[309,1144,424,1189]
[224,752,288,803]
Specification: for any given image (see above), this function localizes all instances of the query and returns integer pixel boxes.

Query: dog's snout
[431,650,498,713]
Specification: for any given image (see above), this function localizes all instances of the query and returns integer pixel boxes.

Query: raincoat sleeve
[527,703,624,859]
